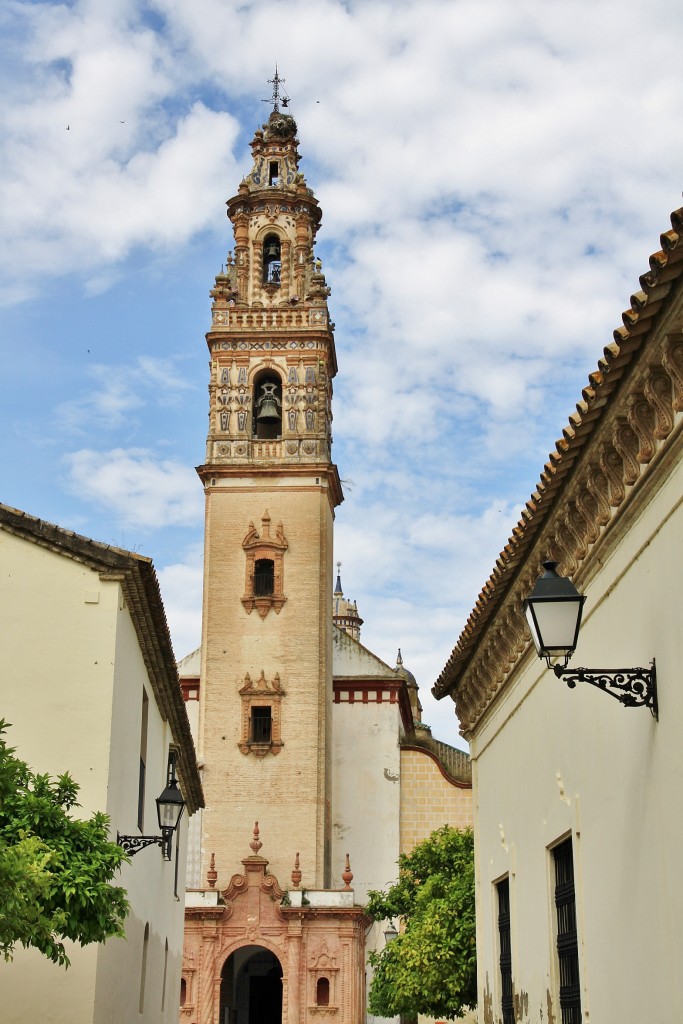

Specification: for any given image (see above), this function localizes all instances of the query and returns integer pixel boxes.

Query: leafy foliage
[0,721,129,967]
[366,826,476,1019]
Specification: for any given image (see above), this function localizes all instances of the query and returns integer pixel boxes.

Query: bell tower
[196,99,342,891]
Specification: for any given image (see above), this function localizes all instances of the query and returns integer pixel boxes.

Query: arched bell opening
[262,234,282,286]
[220,945,283,1024]
[252,370,282,440]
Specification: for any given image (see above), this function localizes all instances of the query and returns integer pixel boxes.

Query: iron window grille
[254,558,275,596]
[553,838,581,1024]
[497,878,514,1024]
[251,706,272,744]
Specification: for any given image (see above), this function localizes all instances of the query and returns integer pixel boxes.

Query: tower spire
[263,65,289,113]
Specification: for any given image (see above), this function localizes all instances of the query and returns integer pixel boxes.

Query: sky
[2,0,683,750]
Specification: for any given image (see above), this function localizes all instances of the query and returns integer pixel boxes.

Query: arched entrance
[220,945,283,1024]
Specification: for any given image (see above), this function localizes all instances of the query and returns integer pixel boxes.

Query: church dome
[333,565,363,641]
[395,648,422,723]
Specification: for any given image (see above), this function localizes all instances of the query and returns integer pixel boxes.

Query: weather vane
[263,65,289,113]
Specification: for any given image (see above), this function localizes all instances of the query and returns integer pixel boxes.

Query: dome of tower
[395,648,422,723]
[332,565,363,641]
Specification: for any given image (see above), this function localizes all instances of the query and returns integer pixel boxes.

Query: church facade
[179,101,471,1024]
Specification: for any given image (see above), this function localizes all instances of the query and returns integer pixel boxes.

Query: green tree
[366,825,476,1019]
[0,720,129,966]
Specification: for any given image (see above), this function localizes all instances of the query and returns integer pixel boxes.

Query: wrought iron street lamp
[523,560,657,718]
[118,764,185,860]
[383,921,398,943]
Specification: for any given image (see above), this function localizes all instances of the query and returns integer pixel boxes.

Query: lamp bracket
[553,660,657,719]
[117,830,174,860]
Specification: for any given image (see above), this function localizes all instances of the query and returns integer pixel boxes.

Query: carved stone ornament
[238,670,285,756]
[241,510,288,617]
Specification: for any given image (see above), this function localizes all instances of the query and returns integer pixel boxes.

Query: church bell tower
[196,98,342,892]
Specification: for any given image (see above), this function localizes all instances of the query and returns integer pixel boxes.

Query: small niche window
[254,558,275,596]
[251,706,272,744]
[316,978,330,1007]
[269,161,280,186]
[242,511,288,617]
[239,670,285,757]
[263,234,281,285]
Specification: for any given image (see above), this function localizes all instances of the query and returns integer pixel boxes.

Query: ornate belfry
[183,86,366,1024]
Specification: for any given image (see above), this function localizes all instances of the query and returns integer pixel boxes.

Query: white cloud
[157,544,204,659]
[56,355,196,433]
[0,0,241,294]
[4,0,683,748]
[64,447,203,527]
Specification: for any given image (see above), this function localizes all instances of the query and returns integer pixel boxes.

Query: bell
[257,397,280,421]
[257,383,281,422]
[264,242,280,259]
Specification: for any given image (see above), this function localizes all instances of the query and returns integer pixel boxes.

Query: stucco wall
[94,601,189,1023]
[471,447,683,1023]
[0,531,189,1024]
[331,699,402,901]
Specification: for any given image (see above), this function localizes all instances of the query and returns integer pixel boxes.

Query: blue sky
[2,0,683,748]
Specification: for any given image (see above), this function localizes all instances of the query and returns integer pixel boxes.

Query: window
[262,234,281,285]
[241,511,288,617]
[137,690,149,831]
[497,878,514,1024]
[251,706,272,744]
[269,161,280,186]
[316,978,330,1006]
[238,670,285,756]
[254,558,275,597]
[553,838,581,1024]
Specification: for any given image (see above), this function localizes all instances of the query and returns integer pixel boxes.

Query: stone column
[286,916,304,1024]
[199,924,219,1024]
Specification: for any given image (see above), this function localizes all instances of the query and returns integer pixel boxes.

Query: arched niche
[252,369,283,440]
[262,233,282,286]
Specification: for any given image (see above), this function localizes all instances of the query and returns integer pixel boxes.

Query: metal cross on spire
[263,65,289,113]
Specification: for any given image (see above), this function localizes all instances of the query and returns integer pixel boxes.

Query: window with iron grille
[254,558,275,596]
[251,706,272,744]
[553,838,581,1024]
[497,878,514,1024]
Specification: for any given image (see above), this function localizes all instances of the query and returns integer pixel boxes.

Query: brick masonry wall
[399,748,473,854]
[199,481,334,891]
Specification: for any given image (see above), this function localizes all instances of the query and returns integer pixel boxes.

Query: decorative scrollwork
[553,661,657,718]
[116,833,164,856]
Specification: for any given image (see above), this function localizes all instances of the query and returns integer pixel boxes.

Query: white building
[434,205,683,1023]
[0,503,203,1024]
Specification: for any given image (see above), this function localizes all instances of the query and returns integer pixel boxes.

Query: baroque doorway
[220,945,283,1024]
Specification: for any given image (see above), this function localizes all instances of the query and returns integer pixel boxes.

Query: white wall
[472,452,683,1023]
[94,601,188,1023]
[0,532,189,1023]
